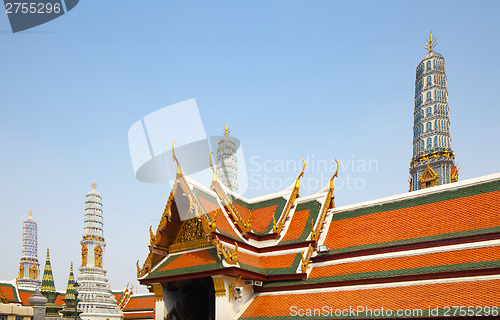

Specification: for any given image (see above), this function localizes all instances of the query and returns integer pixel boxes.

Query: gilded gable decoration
[420,165,439,189]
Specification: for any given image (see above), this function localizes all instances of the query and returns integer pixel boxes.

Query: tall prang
[76,182,123,320]
[409,33,459,191]
[17,210,41,289]
[216,124,238,193]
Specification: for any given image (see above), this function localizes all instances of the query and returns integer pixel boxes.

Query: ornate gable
[420,165,439,189]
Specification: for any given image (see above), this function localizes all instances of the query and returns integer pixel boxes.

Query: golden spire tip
[224,124,230,137]
[424,32,438,52]
[92,180,96,190]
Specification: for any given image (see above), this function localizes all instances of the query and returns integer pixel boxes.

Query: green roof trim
[333,179,500,222]
[280,200,322,245]
[323,226,500,256]
[261,259,500,288]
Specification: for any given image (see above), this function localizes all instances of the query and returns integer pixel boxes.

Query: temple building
[77,182,123,320]
[409,33,458,191]
[136,36,500,320]
[16,211,41,290]
[216,124,238,193]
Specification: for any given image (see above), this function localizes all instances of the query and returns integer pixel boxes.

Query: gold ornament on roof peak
[92,180,96,190]
[424,32,438,52]
[29,209,32,217]
[224,124,230,137]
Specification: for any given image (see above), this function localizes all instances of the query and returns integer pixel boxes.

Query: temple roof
[136,145,500,319]
[239,278,500,319]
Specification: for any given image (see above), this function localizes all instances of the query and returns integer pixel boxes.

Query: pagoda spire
[17,210,41,289]
[77,184,123,320]
[409,34,457,191]
[41,248,62,316]
[65,262,76,300]
[41,248,55,292]
[61,262,81,319]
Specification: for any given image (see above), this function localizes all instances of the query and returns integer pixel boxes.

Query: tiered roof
[136,145,500,319]
[137,147,339,285]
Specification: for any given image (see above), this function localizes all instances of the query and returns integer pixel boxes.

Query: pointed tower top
[224,124,230,137]
[29,209,32,217]
[64,262,77,300]
[424,32,438,52]
[41,248,56,293]
[92,180,96,190]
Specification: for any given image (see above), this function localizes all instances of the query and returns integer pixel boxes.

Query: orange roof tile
[280,209,311,243]
[238,252,298,270]
[54,294,65,306]
[311,246,500,279]
[123,295,155,311]
[18,290,32,306]
[241,279,500,318]
[0,283,19,303]
[233,202,251,222]
[159,250,219,272]
[250,205,278,233]
[209,208,240,239]
[198,196,220,215]
[123,311,154,319]
[324,191,500,251]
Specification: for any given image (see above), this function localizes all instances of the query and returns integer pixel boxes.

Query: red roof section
[207,207,240,239]
[198,196,220,216]
[159,250,218,272]
[324,191,500,251]
[310,245,500,279]
[123,295,156,311]
[17,290,32,306]
[0,283,19,303]
[241,279,500,318]
[238,252,298,270]
[123,311,154,319]
[250,205,278,233]
[280,209,311,243]
[233,202,251,222]
[54,294,65,306]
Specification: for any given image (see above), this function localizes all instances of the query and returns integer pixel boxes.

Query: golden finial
[29,209,32,217]
[424,32,438,52]
[92,180,96,190]
[224,124,230,137]
[210,152,217,181]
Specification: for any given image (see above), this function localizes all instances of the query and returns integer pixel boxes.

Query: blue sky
[1,1,499,292]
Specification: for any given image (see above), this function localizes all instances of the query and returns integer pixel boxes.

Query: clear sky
[1,0,499,293]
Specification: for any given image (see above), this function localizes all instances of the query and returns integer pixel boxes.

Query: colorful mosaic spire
[65,262,77,300]
[41,248,55,292]
[409,34,457,191]
[17,210,41,289]
[41,248,62,316]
